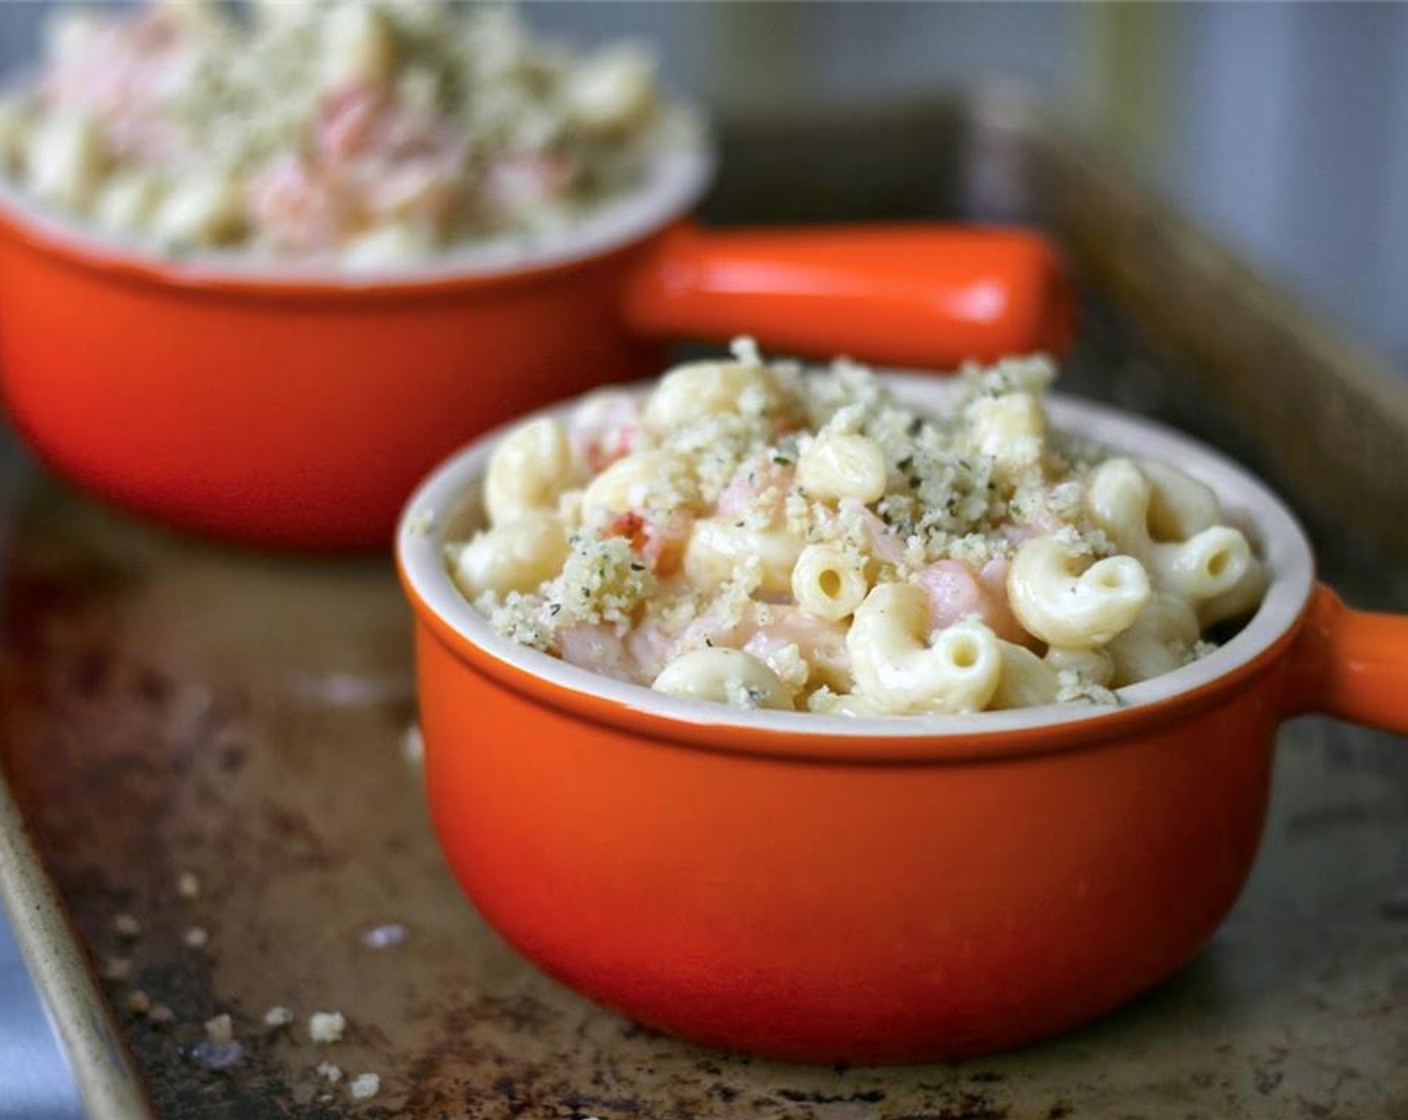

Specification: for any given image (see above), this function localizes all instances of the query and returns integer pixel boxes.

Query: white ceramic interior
[397,374,1316,740]
[0,106,714,288]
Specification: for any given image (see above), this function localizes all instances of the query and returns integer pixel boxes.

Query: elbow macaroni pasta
[484,417,576,527]
[846,585,1001,714]
[453,343,1269,716]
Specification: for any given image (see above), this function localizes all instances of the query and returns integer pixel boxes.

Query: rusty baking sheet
[2,93,1407,1120]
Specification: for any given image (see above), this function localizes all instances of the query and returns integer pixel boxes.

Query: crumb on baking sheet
[401,723,424,765]
[194,1015,245,1069]
[361,923,407,949]
[205,1014,234,1044]
[149,1004,174,1026]
[127,990,151,1015]
[112,913,142,939]
[263,1006,295,1028]
[103,956,132,983]
[176,871,201,900]
[309,1011,346,1044]
[183,926,209,948]
[316,1061,343,1084]
[349,1072,381,1101]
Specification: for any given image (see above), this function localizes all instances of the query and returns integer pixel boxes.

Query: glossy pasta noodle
[449,340,1267,715]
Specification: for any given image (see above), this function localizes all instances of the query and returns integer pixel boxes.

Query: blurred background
[7,1,1402,377]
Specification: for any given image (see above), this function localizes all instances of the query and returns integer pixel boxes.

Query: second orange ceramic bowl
[397,375,1408,1064]
[0,142,1071,548]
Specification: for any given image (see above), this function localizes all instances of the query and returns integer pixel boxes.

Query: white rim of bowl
[0,111,715,288]
[397,373,1316,739]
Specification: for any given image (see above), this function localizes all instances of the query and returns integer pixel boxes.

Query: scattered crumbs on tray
[149,1004,174,1026]
[204,1015,234,1045]
[349,1072,381,1101]
[176,871,201,900]
[183,926,209,949]
[309,1011,346,1044]
[193,1014,245,1069]
[126,990,151,1015]
[103,956,132,983]
[192,1036,245,1071]
[316,1061,344,1084]
[401,723,424,765]
[112,913,142,939]
[263,1006,295,1029]
[361,922,407,949]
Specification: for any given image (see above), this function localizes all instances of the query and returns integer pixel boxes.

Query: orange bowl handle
[621,221,1074,367]
[1285,584,1408,733]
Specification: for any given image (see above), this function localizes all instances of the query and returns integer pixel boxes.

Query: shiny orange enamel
[408,604,1280,1062]
[1285,585,1408,733]
[0,207,1070,547]
[0,221,660,548]
[626,223,1074,366]
[400,552,1408,1062]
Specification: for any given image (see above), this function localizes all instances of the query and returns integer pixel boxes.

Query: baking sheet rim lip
[0,773,154,1120]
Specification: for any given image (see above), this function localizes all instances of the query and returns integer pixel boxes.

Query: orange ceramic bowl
[0,144,1071,549]
[396,375,1408,1064]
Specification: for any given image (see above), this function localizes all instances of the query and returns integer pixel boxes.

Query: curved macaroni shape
[966,391,1045,483]
[565,47,658,137]
[321,2,399,90]
[1086,458,1260,617]
[26,113,107,210]
[990,640,1060,710]
[683,518,803,595]
[150,174,246,248]
[484,417,575,526]
[652,648,794,710]
[1007,534,1150,650]
[1199,559,1269,628]
[1105,591,1201,687]
[796,433,888,504]
[1136,458,1220,541]
[94,171,165,233]
[579,449,698,523]
[642,360,778,435]
[453,512,569,598]
[791,544,869,621]
[1044,646,1115,688]
[846,583,1001,714]
[1156,525,1256,606]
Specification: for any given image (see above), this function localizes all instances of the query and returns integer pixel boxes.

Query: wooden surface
[2,98,1407,1120]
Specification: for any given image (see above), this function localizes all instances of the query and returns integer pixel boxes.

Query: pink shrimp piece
[603,510,691,577]
[743,606,852,691]
[316,86,386,164]
[569,393,640,473]
[624,616,685,684]
[1003,508,1063,547]
[857,507,907,566]
[557,624,640,684]
[366,160,459,223]
[43,13,187,162]
[914,558,1027,644]
[481,152,572,218]
[975,557,1029,645]
[247,157,348,252]
[715,461,794,521]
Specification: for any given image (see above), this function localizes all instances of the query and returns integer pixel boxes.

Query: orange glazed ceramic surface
[397,378,1408,1062]
[0,144,1071,548]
